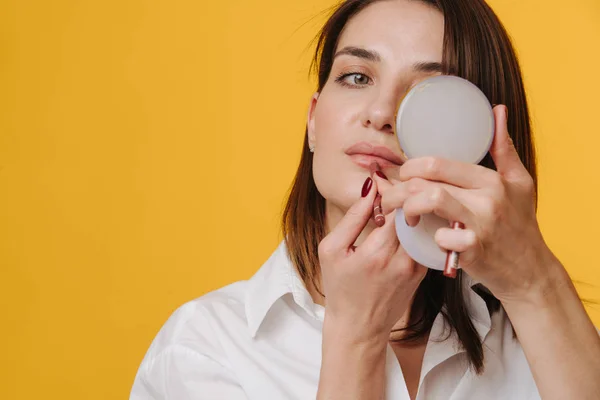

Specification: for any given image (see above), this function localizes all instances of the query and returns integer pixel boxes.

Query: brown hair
[282,0,536,374]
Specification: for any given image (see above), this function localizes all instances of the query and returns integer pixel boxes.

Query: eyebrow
[334,46,382,62]
[333,46,443,73]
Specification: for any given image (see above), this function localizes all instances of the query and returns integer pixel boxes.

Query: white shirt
[130,241,543,400]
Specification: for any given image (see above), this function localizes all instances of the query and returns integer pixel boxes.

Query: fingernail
[375,170,388,180]
[361,177,373,197]
[405,216,420,226]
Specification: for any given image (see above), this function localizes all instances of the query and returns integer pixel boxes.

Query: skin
[306,1,600,400]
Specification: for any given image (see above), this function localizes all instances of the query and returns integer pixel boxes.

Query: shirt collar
[246,241,492,340]
[462,274,493,342]
[419,274,493,383]
[245,241,321,337]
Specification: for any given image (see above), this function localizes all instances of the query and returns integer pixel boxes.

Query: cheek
[312,154,361,212]
[311,132,343,203]
[314,86,361,130]
[314,98,342,133]
[312,97,347,162]
[310,100,365,209]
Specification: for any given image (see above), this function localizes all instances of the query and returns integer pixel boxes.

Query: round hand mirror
[394,75,495,271]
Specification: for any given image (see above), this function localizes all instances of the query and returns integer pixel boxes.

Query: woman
[130,0,600,399]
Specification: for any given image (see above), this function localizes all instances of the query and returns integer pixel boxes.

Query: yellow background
[1,0,599,398]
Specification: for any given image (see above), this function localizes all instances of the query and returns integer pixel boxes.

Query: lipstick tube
[443,221,465,278]
[369,162,386,227]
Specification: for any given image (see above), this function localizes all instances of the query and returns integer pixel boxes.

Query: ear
[307,92,320,149]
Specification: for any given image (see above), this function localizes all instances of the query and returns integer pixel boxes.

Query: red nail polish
[361,177,373,197]
[375,170,388,180]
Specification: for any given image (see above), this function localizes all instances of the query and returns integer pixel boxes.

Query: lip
[345,142,405,168]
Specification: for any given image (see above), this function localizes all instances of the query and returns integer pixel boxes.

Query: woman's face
[308,0,444,214]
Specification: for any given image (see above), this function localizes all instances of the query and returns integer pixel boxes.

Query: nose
[362,90,398,135]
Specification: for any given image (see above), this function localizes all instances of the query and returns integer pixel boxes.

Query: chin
[330,182,366,213]
[313,163,370,208]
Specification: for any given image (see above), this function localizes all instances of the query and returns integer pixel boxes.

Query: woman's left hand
[373,105,563,305]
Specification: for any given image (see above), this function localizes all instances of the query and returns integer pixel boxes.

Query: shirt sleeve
[130,344,248,400]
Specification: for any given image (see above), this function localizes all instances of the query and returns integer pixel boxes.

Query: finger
[378,177,461,216]
[406,214,421,228]
[434,227,482,267]
[386,235,428,280]
[323,177,378,253]
[378,181,412,223]
[372,169,408,196]
[434,227,479,252]
[372,170,394,195]
[358,208,400,257]
[388,245,427,280]
[489,105,530,181]
[402,187,476,228]
[378,180,416,215]
[398,156,498,189]
[374,175,426,226]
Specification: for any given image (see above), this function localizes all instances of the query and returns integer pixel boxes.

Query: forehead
[336,0,445,64]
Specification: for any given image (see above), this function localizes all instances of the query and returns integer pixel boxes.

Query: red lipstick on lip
[346,142,405,169]
[368,161,380,176]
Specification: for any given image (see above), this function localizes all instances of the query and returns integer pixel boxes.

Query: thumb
[489,105,528,180]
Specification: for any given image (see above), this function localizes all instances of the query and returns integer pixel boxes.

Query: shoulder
[136,240,293,370]
[130,281,257,399]
[139,280,251,370]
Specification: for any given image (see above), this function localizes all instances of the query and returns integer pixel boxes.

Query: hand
[318,176,427,343]
[373,105,560,304]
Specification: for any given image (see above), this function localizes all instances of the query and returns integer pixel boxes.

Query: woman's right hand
[318,176,428,344]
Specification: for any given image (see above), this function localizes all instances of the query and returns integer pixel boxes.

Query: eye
[335,72,372,88]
